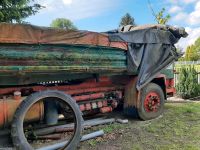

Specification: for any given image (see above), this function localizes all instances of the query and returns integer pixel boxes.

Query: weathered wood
[0,44,128,86]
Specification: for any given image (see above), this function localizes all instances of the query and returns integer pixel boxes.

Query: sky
[26,0,200,50]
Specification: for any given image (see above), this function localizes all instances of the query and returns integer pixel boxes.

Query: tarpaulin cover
[0,23,187,89]
[108,24,188,90]
[0,23,127,50]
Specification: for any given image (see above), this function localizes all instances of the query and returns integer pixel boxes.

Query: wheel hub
[144,92,160,112]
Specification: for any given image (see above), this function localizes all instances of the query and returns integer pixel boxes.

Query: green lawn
[143,103,200,150]
[80,102,200,150]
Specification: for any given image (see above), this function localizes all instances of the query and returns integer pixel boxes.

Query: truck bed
[0,44,130,86]
[0,23,187,89]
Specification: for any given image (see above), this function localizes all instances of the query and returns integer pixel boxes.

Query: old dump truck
[0,23,187,149]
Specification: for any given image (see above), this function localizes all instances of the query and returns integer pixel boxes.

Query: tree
[148,0,170,25]
[176,67,187,98]
[185,45,199,61]
[119,13,136,27]
[184,46,192,61]
[176,67,199,99]
[187,68,199,97]
[193,37,200,55]
[0,0,43,23]
[155,8,170,25]
[182,38,200,61]
[50,18,77,30]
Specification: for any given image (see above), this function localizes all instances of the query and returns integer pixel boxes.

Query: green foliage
[50,18,77,30]
[184,45,199,61]
[88,139,97,146]
[180,37,200,61]
[155,8,171,25]
[176,67,200,99]
[193,37,200,56]
[176,67,187,97]
[0,0,43,23]
[178,57,185,61]
[119,13,136,27]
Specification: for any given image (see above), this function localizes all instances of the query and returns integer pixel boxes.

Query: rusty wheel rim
[144,92,160,112]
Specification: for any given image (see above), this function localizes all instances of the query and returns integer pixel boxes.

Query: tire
[11,90,83,150]
[138,83,164,120]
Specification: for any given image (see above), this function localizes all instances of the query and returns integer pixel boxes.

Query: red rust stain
[100,106,112,113]
[73,93,104,102]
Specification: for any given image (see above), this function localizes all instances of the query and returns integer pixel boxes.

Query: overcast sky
[26,0,200,50]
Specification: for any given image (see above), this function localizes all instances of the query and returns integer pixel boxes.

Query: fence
[174,61,200,85]
[175,61,200,65]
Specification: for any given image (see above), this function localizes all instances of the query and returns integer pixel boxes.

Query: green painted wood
[0,44,128,85]
[161,69,174,79]
[0,50,126,60]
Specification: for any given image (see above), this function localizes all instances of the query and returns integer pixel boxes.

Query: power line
[147,0,157,18]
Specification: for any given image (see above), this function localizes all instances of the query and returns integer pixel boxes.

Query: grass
[87,139,98,146]
[84,123,124,147]
[143,103,200,150]
[103,123,124,133]
[80,102,200,150]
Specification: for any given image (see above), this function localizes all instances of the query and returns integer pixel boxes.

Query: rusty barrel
[0,97,44,128]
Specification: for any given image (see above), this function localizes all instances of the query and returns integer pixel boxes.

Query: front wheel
[138,83,164,120]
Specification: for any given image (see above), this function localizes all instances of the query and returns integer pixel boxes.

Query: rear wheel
[138,83,164,120]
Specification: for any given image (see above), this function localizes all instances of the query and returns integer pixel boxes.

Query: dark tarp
[108,25,188,90]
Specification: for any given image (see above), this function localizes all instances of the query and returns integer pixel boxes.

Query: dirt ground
[79,102,200,150]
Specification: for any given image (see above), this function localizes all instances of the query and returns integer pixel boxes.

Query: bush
[176,67,200,99]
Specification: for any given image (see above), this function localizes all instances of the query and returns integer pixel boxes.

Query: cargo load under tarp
[108,24,187,89]
[0,23,127,50]
[0,23,187,89]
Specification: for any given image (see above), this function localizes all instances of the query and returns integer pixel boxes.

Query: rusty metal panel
[0,98,44,128]
[0,44,127,86]
[124,77,138,108]
[0,76,124,96]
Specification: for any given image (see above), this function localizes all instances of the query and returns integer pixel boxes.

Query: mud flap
[123,77,139,117]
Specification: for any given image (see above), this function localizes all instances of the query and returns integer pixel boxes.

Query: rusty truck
[0,23,187,149]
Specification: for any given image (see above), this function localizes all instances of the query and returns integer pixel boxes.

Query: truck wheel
[11,90,83,150]
[138,83,164,120]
